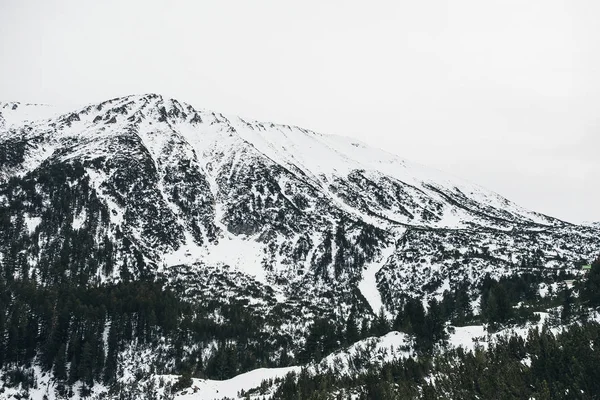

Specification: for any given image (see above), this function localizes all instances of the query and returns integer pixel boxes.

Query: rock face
[1,94,598,327]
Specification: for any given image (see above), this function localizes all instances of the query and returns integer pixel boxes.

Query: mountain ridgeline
[0,95,598,398]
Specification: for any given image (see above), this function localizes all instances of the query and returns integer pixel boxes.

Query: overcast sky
[1,0,598,223]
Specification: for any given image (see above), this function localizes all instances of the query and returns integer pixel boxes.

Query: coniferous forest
[271,322,600,400]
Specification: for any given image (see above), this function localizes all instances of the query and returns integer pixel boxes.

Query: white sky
[1,0,598,223]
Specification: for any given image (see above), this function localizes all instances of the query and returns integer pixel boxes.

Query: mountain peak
[1,94,560,229]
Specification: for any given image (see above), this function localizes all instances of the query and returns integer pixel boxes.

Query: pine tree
[53,344,68,381]
[582,258,600,307]
[372,307,390,336]
[561,286,574,323]
[345,308,359,345]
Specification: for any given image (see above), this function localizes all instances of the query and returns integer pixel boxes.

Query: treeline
[272,322,600,400]
[3,258,597,394]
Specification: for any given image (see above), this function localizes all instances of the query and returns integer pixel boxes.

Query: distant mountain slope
[583,221,600,229]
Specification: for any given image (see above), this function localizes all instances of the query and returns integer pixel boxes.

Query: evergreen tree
[344,308,359,345]
[372,307,390,337]
[582,257,600,307]
[53,344,68,381]
[561,286,574,323]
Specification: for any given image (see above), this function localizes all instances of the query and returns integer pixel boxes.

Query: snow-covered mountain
[1,94,597,314]
[1,93,599,399]
[583,221,600,229]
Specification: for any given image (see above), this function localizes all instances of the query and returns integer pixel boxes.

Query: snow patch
[175,367,299,400]
[358,243,397,315]
[73,209,87,230]
[163,232,269,285]
[24,215,42,234]
[448,325,486,351]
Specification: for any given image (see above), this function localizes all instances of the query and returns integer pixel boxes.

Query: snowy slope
[0,94,556,229]
[0,94,598,330]
[222,117,554,228]
[1,94,597,315]
[175,367,300,400]
[0,101,62,129]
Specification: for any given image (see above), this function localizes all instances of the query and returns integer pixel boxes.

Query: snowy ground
[170,311,591,400]
[170,332,411,400]
[0,366,109,400]
[358,244,397,316]
[174,367,300,400]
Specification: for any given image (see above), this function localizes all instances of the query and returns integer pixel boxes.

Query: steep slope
[1,95,597,303]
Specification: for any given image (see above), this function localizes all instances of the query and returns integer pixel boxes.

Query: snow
[0,365,109,400]
[0,102,62,128]
[166,96,555,230]
[582,221,600,228]
[24,215,42,234]
[434,206,469,228]
[376,331,411,353]
[0,94,562,232]
[173,321,568,400]
[448,325,486,351]
[175,367,300,400]
[162,231,269,285]
[435,277,452,301]
[217,117,552,228]
[72,209,87,230]
[173,331,412,399]
[205,236,268,283]
[447,312,551,352]
[358,244,397,315]
[538,282,563,298]
[317,331,412,376]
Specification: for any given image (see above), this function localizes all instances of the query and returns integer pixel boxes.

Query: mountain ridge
[0,93,561,226]
[1,94,595,297]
